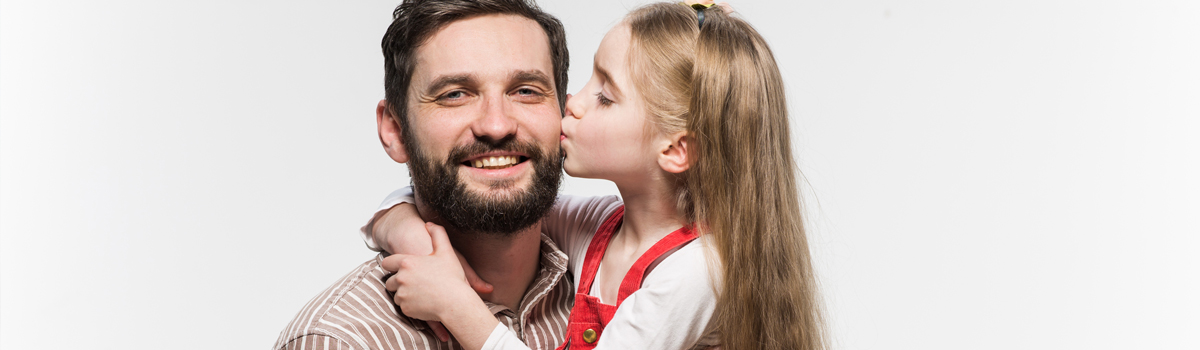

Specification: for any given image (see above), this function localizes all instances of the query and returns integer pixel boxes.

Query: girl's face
[561,24,659,186]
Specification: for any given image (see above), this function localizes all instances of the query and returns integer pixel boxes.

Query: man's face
[403,14,563,236]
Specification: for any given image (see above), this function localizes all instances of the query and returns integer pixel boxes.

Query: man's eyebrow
[510,70,554,89]
[424,74,476,95]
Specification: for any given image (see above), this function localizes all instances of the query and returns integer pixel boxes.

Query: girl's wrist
[376,203,433,255]
[439,293,500,350]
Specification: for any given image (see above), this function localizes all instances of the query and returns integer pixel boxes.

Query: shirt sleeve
[358,187,415,252]
[591,242,720,350]
[480,323,532,350]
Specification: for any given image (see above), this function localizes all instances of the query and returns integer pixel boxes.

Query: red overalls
[556,207,698,350]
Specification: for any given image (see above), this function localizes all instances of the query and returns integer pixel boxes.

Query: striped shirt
[274,234,573,350]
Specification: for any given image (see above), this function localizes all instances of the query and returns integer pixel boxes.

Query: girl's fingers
[380,254,406,272]
[424,223,487,291]
[457,250,494,294]
[425,223,454,258]
[384,273,400,292]
[428,321,451,342]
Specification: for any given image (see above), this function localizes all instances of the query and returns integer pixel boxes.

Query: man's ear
[657,131,690,174]
[377,99,409,163]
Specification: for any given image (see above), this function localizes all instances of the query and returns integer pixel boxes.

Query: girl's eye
[595,92,614,107]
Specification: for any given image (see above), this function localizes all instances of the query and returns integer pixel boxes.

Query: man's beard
[406,138,562,237]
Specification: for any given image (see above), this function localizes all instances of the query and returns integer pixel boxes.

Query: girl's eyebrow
[593,60,623,99]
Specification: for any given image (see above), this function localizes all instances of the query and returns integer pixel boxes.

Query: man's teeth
[470,156,520,169]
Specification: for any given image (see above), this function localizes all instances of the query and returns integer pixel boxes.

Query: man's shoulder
[273,255,435,350]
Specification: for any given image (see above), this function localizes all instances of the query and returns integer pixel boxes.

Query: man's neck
[414,200,543,312]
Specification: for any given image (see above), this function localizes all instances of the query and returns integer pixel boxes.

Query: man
[274,0,572,349]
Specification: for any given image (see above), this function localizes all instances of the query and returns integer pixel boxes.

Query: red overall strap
[615,225,698,304]
[576,206,626,295]
[554,208,696,350]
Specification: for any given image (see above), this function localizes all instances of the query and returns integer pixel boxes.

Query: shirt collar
[474,233,569,318]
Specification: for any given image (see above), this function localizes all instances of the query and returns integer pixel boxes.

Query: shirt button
[583,329,597,344]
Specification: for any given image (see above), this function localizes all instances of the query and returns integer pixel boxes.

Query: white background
[2,0,1197,349]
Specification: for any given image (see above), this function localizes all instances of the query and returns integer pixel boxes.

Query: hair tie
[682,1,733,27]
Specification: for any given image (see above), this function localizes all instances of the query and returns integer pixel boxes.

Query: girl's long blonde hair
[626,3,825,350]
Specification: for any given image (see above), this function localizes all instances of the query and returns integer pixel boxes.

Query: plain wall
[1,0,1196,349]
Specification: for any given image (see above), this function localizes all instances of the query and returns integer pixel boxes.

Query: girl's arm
[361,188,429,255]
[382,223,502,350]
[365,186,622,262]
[379,223,544,350]
[361,188,488,342]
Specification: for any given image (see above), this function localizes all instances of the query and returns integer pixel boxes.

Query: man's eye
[443,91,465,100]
[511,87,547,103]
[515,87,547,97]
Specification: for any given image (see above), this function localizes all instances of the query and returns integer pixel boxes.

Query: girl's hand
[375,206,492,342]
[382,223,501,349]
[373,203,434,256]
[381,223,485,322]
[376,204,494,294]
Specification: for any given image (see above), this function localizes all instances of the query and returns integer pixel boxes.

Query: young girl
[372,2,824,349]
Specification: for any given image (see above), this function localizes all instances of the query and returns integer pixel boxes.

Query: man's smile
[458,151,534,181]
[463,154,529,170]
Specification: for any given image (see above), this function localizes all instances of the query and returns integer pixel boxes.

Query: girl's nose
[564,92,583,120]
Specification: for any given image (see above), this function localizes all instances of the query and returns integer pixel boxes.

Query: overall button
[582,329,598,344]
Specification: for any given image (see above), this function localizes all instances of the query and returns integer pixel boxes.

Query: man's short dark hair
[381,0,569,131]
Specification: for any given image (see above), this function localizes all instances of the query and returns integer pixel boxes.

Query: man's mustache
[444,139,552,165]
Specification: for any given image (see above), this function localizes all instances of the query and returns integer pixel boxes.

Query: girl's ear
[657,131,690,174]
[377,99,410,163]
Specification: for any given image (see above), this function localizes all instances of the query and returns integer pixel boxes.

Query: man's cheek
[524,105,565,132]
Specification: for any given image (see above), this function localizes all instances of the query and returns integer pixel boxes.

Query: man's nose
[471,94,519,143]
